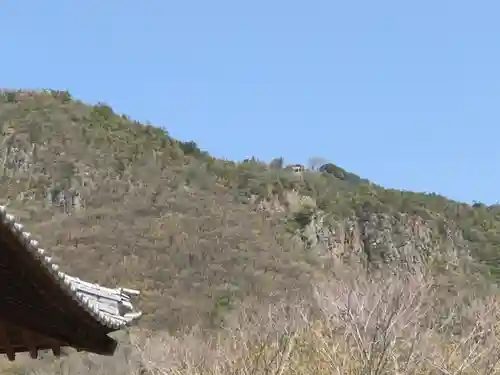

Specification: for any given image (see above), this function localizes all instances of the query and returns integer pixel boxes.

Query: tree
[269,157,284,169]
[308,156,328,171]
[319,163,346,179]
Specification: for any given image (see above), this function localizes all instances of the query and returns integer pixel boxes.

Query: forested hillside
[2,89,500,374]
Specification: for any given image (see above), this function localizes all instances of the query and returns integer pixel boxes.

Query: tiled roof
[0,205,142,360]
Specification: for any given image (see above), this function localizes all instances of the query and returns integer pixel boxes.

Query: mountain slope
[0,90,321,332]
[0,89,499,334]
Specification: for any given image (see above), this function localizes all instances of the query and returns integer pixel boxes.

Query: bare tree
[308,156,328,171]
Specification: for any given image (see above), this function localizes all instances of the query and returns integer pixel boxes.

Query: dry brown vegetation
[2,89,500,373]
[4,260,500,374]
[0,90,322,332]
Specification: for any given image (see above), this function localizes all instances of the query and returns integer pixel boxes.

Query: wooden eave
[0,206,141,360]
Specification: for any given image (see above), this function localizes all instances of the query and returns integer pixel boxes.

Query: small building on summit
[0,205,142,361]
[286,164,305,174]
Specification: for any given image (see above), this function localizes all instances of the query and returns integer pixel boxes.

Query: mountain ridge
[0,88,498,329]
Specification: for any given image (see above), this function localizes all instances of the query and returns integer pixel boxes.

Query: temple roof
[0,205,142,360]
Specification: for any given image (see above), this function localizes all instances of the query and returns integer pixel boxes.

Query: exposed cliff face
[0,121,473,279]
[284,190,470,273]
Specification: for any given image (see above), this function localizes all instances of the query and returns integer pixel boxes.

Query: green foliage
[91,102,115,120]
[49,90,72,103]
[319,162,365,184]
[178,140,209,158]
[4,91,17,103]
[288,207,314,232]
[60,161,76,184]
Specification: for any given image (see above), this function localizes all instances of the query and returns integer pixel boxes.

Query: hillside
[1,90,500,318]
[0,90,324,332]
[0,90,316,328]
[2,89,500,373]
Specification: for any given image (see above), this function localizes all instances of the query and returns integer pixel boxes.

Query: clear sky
[0,1,498,204]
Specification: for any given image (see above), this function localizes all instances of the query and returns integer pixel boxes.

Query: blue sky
[0,1,498,204]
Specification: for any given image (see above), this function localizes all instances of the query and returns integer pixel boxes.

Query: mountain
[2,89,500,374]
[0,90,321,332]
